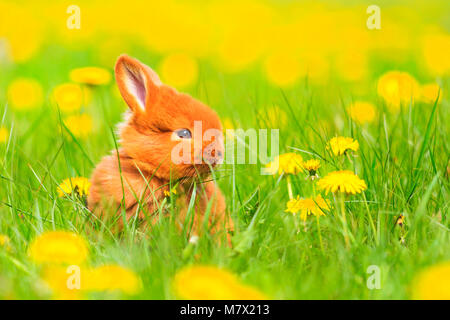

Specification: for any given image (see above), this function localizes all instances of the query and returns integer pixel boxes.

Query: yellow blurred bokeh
[7,78,44,111]
[52,83,91,113]
[377,71,420,111]
[159,53,198,88]
[0,0,447,85]
[347,101,377,124]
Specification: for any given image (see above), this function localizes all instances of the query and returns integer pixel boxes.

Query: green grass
[0,52,449,300]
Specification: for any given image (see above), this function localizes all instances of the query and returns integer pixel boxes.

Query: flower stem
[293,214,300,233]
[316,214,325,253]
[286,175,294,200]
[339,194,350,249]
[312,183,324,253]
[346,152,355,172]
[362,192,379,246]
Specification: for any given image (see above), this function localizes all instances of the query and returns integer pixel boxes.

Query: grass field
[0,0,449,300]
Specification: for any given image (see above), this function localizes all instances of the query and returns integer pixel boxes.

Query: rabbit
[88,54,233,241]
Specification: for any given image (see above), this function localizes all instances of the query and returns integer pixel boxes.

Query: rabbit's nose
[212,147,224,162]
[203,143,224,166]
[211,149,223,158]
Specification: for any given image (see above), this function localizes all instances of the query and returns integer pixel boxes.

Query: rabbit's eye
[175,128,192,139]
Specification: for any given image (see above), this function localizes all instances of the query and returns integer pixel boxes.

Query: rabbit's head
[115,55,224,180]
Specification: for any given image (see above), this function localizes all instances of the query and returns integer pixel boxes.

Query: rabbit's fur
[88,55,232,239]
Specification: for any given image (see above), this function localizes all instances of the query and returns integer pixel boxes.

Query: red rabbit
[88,54,232,240]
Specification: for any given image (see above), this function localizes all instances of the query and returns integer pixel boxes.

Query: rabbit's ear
[115,54,162,113]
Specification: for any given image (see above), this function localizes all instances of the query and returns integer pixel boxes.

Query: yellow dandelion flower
[347,101,377,124]
[395,214,405,227]
[41,265,84,300]
[159,53,198,88]
[0,127,9,143]
[0,234,10,246]
[70,67,111,86]
[327,137,359,156]
[164,187,177,197]
[302,159,321,177]
[412,262,450,300]
[318,170,367,195]
[57,177,91,198]
[28,231,89,265]
[377,71,420,111]
[419,83,442,104]
[285,195,329,221]
[173,265,267,300]
[52,83,91,113]
[0,234,11,251]
[63,114,93,138]
[7,78,44,111]
[42,264,141,300]
[265,153,303,175]
[84,265,141,295]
